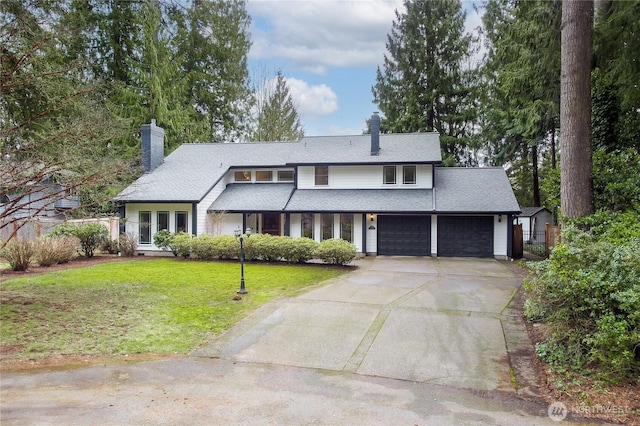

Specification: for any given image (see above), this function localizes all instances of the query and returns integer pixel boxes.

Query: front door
[262,213,281,236]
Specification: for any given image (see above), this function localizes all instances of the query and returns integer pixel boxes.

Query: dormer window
[403,165,416,184]
[256,170,273,182]
[278,170,294,182]
[234,171,251,181]
[383,165,396,184]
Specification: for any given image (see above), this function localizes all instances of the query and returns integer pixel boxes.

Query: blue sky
[246,0,484,136]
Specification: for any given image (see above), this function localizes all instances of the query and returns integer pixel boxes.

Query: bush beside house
[524,211,640,383]
[152,231,356,265]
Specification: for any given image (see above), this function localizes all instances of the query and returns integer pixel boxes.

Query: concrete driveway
[2,257,571,425]
[199,256,523,391]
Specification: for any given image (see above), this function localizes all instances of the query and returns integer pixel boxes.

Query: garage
[437,216,494,258]
[377,215,431,256]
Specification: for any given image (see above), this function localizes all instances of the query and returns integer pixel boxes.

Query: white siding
[198,177,231,235]
[220,213,243,235]
[493,215,508,258]
[297,165,432,189]
[289,214,302,238]
[366,214,377,254]
[353,214,363,253]
[516,216,531,237]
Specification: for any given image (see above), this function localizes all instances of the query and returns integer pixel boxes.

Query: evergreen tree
[480,0,561,207]
[560,0,594,219]
[180,0,253,142]
[372,0,477,165]
[252,71,304,142]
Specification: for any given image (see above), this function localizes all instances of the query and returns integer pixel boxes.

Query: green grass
[0,258,346,361]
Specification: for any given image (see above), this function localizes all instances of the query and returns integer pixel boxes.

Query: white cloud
[248,0,404,74]
[285,77,339,119]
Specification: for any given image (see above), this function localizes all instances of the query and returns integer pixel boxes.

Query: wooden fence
[1,217,120,243]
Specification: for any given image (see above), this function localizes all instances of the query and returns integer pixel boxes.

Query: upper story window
[278,170,294,182]
[383,165,396,184]
[234,171,251,182]
[315,166,329,186]
[403,165,416,184]
[256,170,273,182]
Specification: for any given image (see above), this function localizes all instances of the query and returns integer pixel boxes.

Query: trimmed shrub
[101,238,120,254]
[244,233,279,261]
[191,234,217,260]
[51,223,109,258]
[171,232,193,258]
[118,233,137,257]
[314,238,357,265]
[153,230,175,255]
[35,236,79,266]
[1,238,35,271]
[281,236,318,263]
[212,235,239,259]
[524,213,640,383]
[52,236,79,264]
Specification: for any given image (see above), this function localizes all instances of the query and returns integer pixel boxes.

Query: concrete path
[1,257,579,425]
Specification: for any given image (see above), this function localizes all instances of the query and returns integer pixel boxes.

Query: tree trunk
[560,0,594,220]
[532,144,541,206]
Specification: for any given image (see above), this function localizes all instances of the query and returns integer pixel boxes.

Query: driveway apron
[200,256,521,391]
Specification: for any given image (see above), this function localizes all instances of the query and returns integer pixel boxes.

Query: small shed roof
[517,207,551,217]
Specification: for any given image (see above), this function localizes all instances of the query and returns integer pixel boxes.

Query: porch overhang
[207,183,294,213]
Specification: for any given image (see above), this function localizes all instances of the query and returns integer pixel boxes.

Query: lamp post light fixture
[234,227,252,294]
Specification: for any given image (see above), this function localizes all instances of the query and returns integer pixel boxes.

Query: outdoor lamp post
[234,227,252,294]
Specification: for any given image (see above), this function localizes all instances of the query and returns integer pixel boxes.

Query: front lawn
[0,258,347,367]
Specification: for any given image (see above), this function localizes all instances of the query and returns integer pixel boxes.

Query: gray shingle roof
[208,183,294,212]
[284,189,433,212]
[434,167,521,213]
[115,133,441,202]
[518,206,550,217]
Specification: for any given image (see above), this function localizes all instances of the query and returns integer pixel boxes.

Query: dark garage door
[378,215,431,256]
[438,216,494,258]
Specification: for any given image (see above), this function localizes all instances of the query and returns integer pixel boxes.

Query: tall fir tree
[252,71,304,142]
[372,0,477,165]
[479,0,561,207]
[180,0,253,143]
[560,0,594,219]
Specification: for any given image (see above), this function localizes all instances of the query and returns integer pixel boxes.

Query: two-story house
[115,116,521,258]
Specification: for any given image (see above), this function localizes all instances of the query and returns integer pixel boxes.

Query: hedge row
[153,231,357,266]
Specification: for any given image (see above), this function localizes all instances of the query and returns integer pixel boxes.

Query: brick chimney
[370,112,380,156]
[141,119,164,173]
